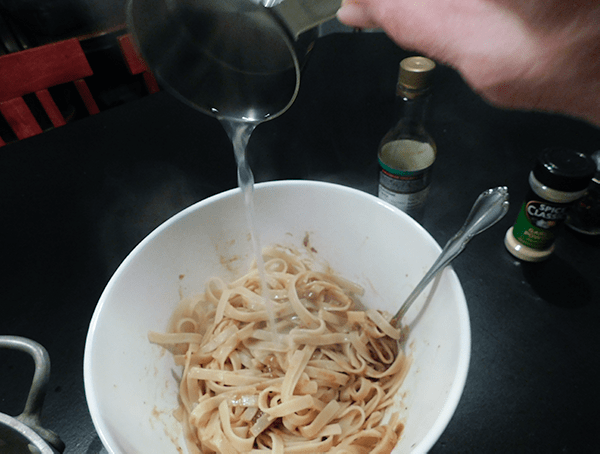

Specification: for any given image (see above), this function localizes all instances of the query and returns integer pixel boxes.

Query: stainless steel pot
[127,0,340,122]
[0,336,65,454]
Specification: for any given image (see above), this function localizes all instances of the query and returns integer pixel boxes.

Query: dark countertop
[1,33,599,453]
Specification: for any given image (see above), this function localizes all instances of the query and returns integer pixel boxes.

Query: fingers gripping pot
[0,336,65,454]
[127,0,340,122]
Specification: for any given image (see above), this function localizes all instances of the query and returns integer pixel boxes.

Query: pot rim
[0,412,55,454]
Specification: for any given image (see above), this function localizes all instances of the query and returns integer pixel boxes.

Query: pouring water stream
[390,186,510,328]
[220,119,279,332]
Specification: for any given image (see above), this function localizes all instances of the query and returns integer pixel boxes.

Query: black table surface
[1,33,599,454]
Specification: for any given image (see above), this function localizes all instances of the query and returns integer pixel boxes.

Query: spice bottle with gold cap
[377,56,436,218]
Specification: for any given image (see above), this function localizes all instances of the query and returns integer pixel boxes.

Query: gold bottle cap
[398,56,436,91]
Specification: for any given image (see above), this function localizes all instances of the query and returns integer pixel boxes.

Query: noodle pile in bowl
[149,246,411,454]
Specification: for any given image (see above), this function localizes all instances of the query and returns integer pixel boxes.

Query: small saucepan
[0,336,65,454]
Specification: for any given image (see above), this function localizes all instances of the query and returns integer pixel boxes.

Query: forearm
[337,0,600,128]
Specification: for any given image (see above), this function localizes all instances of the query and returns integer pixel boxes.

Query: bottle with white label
[377,56,436,218]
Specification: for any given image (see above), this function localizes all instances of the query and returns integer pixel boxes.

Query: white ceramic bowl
[84,180,470,454]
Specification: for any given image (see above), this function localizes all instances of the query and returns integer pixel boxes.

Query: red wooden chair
[117,33,160,95]
[0,38,100,147]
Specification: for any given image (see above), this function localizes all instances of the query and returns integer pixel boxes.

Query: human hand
[337,0,600,127]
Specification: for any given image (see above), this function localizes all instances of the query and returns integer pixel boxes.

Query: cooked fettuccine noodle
[149,246,410,453]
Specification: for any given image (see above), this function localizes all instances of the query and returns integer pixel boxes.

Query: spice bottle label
[511,198,569,250]
[378,183,430,210]
[378,159,432,194]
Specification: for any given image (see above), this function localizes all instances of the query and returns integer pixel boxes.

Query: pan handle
[0,335,65,453]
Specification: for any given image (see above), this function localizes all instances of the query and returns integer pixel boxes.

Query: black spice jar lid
[533,148,596,192]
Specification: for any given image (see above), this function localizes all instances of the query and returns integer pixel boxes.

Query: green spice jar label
[512,199,569,249]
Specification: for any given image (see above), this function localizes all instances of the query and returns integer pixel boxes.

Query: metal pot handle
[0,335,65,453]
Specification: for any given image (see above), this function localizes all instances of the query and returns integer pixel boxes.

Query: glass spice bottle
[377,56,436,219]
[504,148,596,261]
[566,150,600,235]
